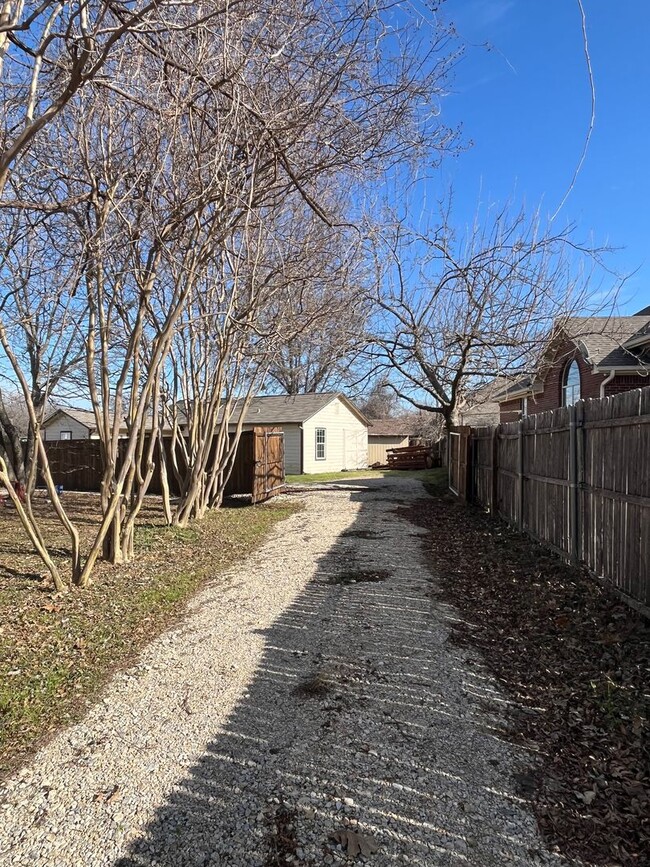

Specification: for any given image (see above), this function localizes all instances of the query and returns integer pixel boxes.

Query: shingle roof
[493,375,542,402]
[222,393,369,426]
[43,407,177,433]
[493,315,650,403]
[368,418,415,437]
[563,316,650,368]
[44,407,99,430]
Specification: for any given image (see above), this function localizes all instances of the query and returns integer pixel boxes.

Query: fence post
[490,426,498,516]
[568,402,580,562]
[517,419,524,530]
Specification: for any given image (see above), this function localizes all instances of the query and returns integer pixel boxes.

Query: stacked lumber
[386,444,434,470]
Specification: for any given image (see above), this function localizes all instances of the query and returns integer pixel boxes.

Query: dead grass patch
[0,493,300,778]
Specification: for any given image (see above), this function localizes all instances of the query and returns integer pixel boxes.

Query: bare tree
[266,204,370,394]
[163,212,288,526]
[0,0,459,587]
[359,383,398,419]
[371,203,610,428]
[0,210,86,488]
[0,0,203,196]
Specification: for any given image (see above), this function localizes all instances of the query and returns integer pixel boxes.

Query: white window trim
[60,430,72,441]
[315,428,326,460]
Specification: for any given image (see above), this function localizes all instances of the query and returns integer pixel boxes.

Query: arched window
[562,360,581,406]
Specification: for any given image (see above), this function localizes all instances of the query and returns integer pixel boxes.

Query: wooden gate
[224,426,285,503]
[252,427,285,504]
[448,426,472,501]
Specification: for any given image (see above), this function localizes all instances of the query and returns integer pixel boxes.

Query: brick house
[494,309,650,422]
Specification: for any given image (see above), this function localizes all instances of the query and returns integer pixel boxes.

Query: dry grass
[0,491,300,778]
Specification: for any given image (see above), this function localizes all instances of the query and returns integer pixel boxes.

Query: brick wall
[607,374,650,396]
[497,338,649,422]
[499,398,522,422]
[529,340,605,413]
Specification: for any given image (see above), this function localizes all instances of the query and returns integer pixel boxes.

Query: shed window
[562,360,581,406]
[60,430,72,441]
[521,397,528,418]
[315,428,326,460]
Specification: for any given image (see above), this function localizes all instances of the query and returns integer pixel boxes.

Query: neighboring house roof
[493,315,650,403]
[368,418,415,437]
[222,392,370,427]
[461,377,514,414]
[493,375,544,402]
[564,316,650,368]
[43,407,100,432]
[43,407,174,435]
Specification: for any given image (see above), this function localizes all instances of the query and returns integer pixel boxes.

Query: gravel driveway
[0,477,564,867]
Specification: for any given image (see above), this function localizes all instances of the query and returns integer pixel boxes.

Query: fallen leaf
[331,828,380,858]
[93,784,121,804]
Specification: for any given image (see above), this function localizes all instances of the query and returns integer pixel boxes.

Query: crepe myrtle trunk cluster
[0,0,456,587]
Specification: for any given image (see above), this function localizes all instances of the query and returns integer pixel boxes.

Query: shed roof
[368,418,415,437]
[223,392,369,427]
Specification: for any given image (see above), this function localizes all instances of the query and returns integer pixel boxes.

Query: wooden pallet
[386,445,434,470]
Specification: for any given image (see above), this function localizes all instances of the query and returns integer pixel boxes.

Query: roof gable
[224,393,369,427]
[43,407,97,430]
[558,316,650,368]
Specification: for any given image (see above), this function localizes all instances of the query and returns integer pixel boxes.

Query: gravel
[0,477,567,866]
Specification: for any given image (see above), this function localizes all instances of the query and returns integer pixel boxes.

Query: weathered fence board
[448,427,471,500]
[41,426,285,505]
[449,386,650,611]
[252,427,285,504]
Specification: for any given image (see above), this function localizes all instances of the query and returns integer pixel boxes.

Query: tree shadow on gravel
[114,479,551,867]
[402,492,650,867]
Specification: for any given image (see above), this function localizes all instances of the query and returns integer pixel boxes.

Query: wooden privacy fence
[449,387,650,610]
[41,426,285,505]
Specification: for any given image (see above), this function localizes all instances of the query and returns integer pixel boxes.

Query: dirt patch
[293,670,333,698]
[328,569,390,585]
[402,493,650,867]
[340,529,379,540]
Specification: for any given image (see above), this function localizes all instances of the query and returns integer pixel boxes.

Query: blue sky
[428,0,650,313]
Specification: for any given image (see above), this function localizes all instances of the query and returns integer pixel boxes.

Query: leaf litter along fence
[449,386,650,612]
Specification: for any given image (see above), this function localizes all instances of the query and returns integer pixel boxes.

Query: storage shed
[367,418,415,466]
[226,393,369,475]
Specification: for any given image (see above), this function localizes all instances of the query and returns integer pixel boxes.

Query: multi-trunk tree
[0,0,458,587]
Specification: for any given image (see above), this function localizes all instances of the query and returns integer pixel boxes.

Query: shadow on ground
[114,478,550,867]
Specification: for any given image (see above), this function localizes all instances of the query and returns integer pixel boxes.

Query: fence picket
[450,385,650,611]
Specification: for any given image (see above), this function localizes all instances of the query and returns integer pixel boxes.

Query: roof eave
[495,382,543,403]
[594,364,650,373]
[621,333,650,350]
